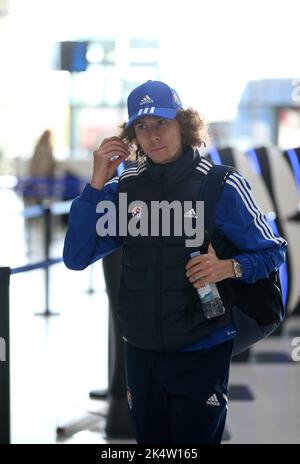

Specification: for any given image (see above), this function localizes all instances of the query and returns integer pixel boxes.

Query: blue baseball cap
[126,80,183,128]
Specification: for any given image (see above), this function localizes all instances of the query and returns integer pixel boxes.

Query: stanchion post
[44,203,51,314]
[85,265,95,295]
[35,201,59,316]
[0,267,11,444]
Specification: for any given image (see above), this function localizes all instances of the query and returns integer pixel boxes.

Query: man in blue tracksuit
[63,80,287,444]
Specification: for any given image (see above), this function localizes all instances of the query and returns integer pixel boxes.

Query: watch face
[234,260,243,278]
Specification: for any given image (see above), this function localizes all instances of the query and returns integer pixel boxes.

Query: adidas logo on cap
[140,95,154,105]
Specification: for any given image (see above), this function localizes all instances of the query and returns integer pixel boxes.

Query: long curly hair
[118,108,209,162]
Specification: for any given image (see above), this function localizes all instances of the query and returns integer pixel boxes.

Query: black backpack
[200,163,285,356]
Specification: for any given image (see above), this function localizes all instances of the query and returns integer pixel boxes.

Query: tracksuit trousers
[125,339,233,444]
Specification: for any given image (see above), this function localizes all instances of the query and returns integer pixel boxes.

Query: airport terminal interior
[1,148,300,444]
[1,0,300,445]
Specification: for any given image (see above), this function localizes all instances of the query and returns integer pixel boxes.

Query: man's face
[133,116,183,164]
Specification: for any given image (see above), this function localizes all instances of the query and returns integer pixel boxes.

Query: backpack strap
[200,163,237,241]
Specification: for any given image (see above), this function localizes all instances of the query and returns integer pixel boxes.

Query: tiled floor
[226,334,300,444]
[1,188,300,444]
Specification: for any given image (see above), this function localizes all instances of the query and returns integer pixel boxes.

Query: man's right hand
[90,136,130,190]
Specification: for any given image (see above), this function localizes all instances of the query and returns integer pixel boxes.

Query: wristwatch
[231,259,243,278]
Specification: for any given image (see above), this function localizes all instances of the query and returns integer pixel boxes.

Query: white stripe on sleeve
[226,173,287,246]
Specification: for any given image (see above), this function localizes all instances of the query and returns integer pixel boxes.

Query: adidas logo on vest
[184,208,197,218]
[206,394,220,406]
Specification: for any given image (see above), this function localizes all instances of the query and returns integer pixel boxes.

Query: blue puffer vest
[117,148,232,351]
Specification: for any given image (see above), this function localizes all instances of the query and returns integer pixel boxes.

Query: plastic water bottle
[189,251,226,319]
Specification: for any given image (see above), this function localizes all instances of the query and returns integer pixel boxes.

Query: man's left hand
[185,244,235,288]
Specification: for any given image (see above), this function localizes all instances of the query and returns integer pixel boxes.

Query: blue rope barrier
[10,258,63,275]
[6,198,72,220]
[20,204,44,219]
[15,176,88,201]
[50,200,72,216]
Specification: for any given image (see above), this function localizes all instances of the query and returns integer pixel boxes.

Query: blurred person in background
[24,129,56,204]
[29,129,56,178]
